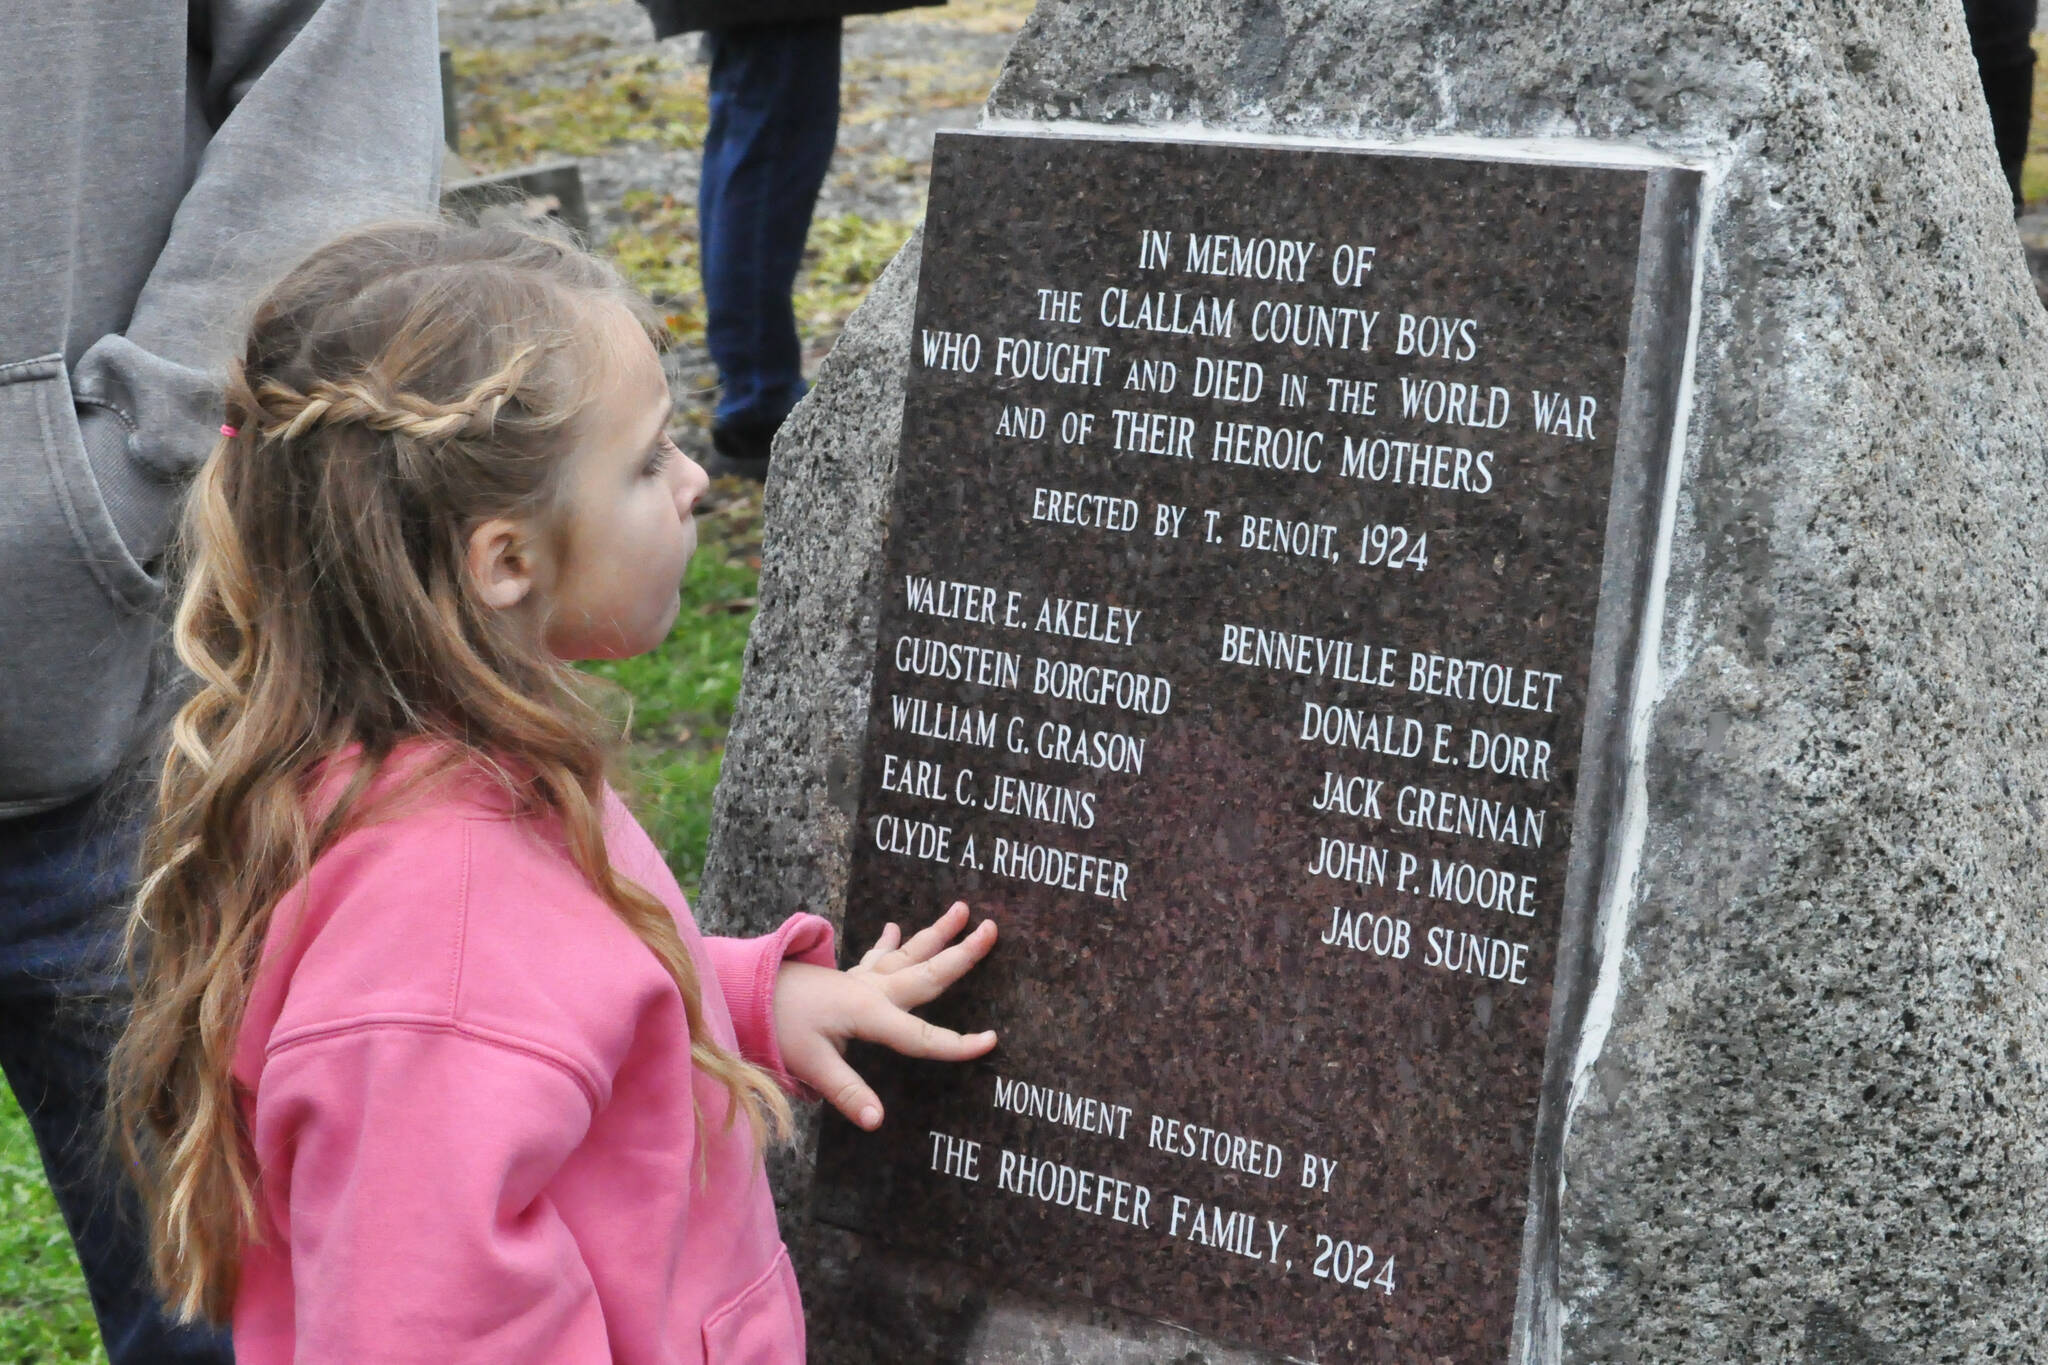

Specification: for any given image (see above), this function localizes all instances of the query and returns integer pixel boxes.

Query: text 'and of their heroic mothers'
[814,130,1701,1362]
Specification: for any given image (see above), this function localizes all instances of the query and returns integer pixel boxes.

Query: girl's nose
[675,451,709,515]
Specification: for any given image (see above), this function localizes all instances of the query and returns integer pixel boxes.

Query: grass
[0,1098,104,1363]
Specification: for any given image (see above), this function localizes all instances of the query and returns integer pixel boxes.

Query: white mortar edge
[1560,166,1719,1134]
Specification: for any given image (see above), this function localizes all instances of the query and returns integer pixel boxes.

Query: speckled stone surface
[702,3,2048,1362]
[803,132,1690,1362]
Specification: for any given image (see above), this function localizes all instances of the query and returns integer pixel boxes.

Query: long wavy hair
[107,220,791,1325]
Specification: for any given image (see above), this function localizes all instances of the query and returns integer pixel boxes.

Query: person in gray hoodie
[0,3,442,1358]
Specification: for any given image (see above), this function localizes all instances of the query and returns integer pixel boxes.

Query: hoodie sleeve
[698,913,836,1089]
[253,1022,615,1364]
[74,0,442,561]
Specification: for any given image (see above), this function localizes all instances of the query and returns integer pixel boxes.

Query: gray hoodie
[1,1,442,817]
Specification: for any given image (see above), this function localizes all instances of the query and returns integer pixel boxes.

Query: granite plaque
[814,130,1700,1361]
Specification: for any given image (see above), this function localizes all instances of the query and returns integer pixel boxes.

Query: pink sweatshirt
[227,751,834,1364]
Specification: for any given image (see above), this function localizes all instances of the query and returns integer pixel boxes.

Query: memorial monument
[699,3,2048,1361]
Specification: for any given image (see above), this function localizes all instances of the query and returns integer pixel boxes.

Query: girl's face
[538,307,709,661]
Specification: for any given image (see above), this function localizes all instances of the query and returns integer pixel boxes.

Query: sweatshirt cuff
[702,913,836,1094]
[77,403,188,566]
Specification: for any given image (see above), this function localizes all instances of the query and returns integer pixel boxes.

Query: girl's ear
[465,517,538,611]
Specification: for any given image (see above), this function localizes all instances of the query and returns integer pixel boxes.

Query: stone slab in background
[441,158,592,239]
[704,2,2048,1360]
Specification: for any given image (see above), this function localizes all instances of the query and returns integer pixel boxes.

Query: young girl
[107,221,996,1363]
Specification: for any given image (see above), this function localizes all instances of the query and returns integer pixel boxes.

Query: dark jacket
[641,0,941,37]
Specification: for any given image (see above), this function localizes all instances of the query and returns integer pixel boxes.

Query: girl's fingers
[855,922,901,971]
[801,1042,885,1131]
[881,901,971,968]
[882,918,997,1008]
[860,1001,998,1061]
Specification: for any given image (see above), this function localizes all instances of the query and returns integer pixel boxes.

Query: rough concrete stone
[703,2,2048,1360]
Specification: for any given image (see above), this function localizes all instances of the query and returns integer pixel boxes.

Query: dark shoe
[707,419,777,481]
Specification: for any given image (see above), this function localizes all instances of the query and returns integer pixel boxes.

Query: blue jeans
[699,20,841,432]
[0,793,233,1363]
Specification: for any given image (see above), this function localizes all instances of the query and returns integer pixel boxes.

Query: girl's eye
[643,438,673,477]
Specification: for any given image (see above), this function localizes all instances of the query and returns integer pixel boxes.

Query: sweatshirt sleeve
[253,1023,614,1363]
[699,913,836,1088]
[74,0,442,561]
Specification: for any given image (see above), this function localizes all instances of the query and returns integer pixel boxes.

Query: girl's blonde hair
[108,220,791,1325]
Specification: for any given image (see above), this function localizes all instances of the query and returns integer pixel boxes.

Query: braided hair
[109,220,792,1324]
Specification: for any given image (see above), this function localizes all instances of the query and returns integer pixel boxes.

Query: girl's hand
[773,901,998,1131]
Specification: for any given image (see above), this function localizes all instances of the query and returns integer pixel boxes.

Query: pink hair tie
[220,424,238,437]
